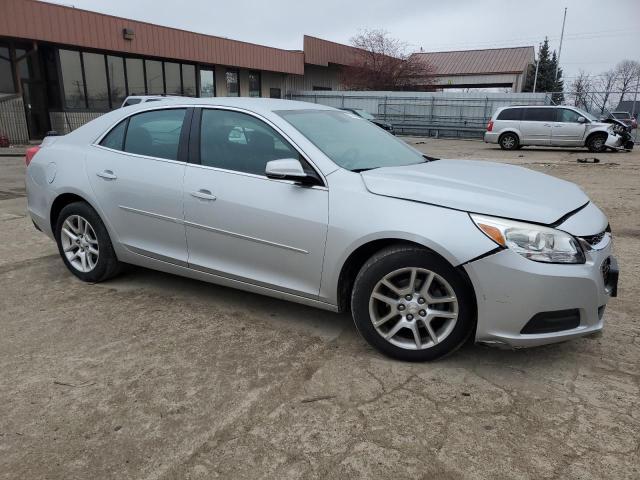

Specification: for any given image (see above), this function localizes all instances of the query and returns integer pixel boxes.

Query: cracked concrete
[0,141,639,479]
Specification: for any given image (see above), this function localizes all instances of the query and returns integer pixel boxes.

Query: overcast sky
[46,0,640,81]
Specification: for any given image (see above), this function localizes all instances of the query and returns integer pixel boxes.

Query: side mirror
[265,159,320,186]
[577,116,586,123]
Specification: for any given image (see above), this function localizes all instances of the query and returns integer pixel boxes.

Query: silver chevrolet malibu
[26,98,618,361]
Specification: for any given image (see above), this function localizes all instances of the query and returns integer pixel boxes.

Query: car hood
[360,160,589,224]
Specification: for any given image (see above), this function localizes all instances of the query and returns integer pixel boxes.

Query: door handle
[96,170,117,180]
[190,189,217,201]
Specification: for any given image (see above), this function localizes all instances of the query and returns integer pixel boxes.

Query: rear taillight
[486,120,494,132]
[25,146,40,166]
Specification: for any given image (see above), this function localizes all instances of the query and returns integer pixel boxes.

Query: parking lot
[1,139,639,479]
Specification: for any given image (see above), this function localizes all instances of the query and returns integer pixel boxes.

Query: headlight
[470,214,585,264]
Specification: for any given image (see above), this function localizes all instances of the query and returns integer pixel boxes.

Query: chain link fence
[288,90,639,139]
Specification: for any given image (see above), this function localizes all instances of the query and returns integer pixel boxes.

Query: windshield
[277,109,425,171]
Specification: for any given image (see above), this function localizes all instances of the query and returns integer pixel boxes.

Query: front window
[571,107,598,122]
[277,109,425,172]
[200,109,303,175]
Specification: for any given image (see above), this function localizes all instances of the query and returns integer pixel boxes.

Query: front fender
[319,170,497,304]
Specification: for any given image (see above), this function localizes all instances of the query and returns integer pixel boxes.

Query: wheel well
[499,131,519,143]
[586,131,607,143]
[337,239,452,313]
[50,193,87,232]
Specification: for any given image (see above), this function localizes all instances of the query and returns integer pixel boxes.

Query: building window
[226,70,239,96]
[164,62,181,95]
[126,58,145,96]
[248,71,261,97]
[199,69,214,97]
[269,88,281,99]
[59,49,86,109]
[82,52,109,110]
[0,46,14,93]
[145,59,164,94]
[107,55,126,108]
[182,64,197,96]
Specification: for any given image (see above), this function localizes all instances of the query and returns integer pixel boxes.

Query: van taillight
[25,146,41,166]
[486,120,494,132]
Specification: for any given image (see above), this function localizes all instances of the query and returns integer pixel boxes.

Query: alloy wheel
[60,215,99,273]
[368,267,458,350]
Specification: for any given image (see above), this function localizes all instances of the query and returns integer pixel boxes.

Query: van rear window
[497,108,522,121]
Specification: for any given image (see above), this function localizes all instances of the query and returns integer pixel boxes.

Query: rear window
[523,108,556,122]
[496,108,522,121]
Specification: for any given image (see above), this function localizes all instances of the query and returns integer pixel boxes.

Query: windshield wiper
[351,167,377,173]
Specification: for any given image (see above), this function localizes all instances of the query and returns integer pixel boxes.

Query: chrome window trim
[92,104,328,188]
[184,162,328,191]
[90,143,187,166]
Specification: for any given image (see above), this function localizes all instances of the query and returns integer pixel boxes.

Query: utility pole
[631,75,639,120]
[554,7,567,84]
[533,58,540,93]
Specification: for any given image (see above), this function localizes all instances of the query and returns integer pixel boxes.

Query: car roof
[120,97,335,115]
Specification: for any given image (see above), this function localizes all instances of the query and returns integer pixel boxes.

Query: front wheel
[55,201,122,283]
[586,133,607,153]
[350,246,475,361]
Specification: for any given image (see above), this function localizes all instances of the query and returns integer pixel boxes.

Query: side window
[200,109,303,176]
[100,119,127,150]
[523,108,556,122]
[497,108,522,121]
[557,109,581,123]
[123,109,186,160]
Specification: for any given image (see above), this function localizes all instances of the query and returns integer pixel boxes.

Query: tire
[54,201,122,283]
[350,246,475,361]
[499,132,519,150]
[586,133,607,153]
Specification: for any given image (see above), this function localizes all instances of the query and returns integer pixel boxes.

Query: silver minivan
[484,105,619,152]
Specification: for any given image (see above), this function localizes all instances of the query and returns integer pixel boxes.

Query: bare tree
[615,60,640,101]
[595,69,617,114]
[341,29,435,91]
[571,70,593,110]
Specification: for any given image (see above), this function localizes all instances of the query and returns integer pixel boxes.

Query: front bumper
[464,239,617,348]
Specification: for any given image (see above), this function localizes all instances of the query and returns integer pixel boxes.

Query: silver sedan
[25,98,618,361]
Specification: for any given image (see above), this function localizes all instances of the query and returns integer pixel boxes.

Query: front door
[87,108,189,264]
[552,108,588,146]
[520,107,555,145]
[21,80,50,139]
[183,108,328,297]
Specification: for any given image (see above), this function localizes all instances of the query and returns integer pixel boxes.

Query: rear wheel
[350,246,475,361]
[499,132,519,150]
[55,202,122,282]
[586,133,607,153]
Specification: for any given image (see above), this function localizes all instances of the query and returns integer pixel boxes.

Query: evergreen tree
[523,37,564,102]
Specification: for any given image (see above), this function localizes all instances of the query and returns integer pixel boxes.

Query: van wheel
[499,133,519,150]
[54,201,122,283]
[587,133,607,153]
[350,246,475,361]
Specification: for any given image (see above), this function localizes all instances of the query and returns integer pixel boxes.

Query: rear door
[87,107,190,264]
[552,108,587,146]
[519,108,555,145]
